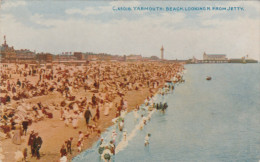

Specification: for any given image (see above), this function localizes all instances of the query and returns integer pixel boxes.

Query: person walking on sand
[104,101,110,116]
[66,137,73,154]
[60,144,67,157]
[72,111,79,129]
[77,140,83,152]
[33,133,42,159]
[12,127,22,145]
[84,107,92,125]
[28,130,35,157]
[22,118,29,136]
[60,155,68,162]
[92,94,97,106]
[23,148,27,161]
[93,106,100,121]
[78,131,84,145]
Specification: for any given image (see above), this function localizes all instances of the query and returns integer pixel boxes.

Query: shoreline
[0,62,184,162]
[70,87,163,161]
[72,74,183,161]
[70,86,163,161]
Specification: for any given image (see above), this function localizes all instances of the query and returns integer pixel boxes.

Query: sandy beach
[0,62,184,162]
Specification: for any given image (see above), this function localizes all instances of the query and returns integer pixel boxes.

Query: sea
[73,64,260,162]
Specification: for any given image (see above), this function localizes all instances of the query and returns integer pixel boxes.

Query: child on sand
[77,141,82,152]
[78,131,84,143]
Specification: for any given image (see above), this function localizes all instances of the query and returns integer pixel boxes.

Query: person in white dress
[60,155,67,162]
[73,103,79,112]
[64,117,69,127]
[78,131,84,142]
[154,82,157,89]
[63,109,70,127]
[104,101,110,116]
[72,112,79,129]
[123,100,127,111]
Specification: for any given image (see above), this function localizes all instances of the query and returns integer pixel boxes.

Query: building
[203,52,228,63]
[244,55,258,63]
[203,52,227,61]
[56,54,77,61]
[52,60,87,66]
[86,54,99,61]
[98,53,113,61]
[230,55,258,63]
[74,52,84,60]
[161,45,164,60]
[150,56,160,60]
[126,54,142,61]
[0,36,16,63]
[37,53,53,63]
[191,56,198,63]
[16,49,36,63]
[110,55,124,62]
[142,56,160,61]
[0,36,37,63]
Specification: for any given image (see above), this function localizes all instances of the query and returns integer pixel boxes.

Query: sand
[1,81,161,162]
[0,62,182,162]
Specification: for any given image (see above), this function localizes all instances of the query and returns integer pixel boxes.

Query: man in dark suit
[84,107,92,125]
[60,144,67,157]
[28,130,36,157]
[91,94,96,105]
[33,133,42,159]
[66,137,73,154]
[17,79,21,87]
[22,119,29,136]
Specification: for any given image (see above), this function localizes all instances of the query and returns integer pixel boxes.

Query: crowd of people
[0,61,184,161]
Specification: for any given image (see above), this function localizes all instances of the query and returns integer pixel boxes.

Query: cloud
[65,6,111,16]
[110,1,141,6]
[30,13,53,27]
[65,1,142,16]
[198,10,225,20]
[1,1,27,10]
[198,1,260,20]
[0,1,259,60]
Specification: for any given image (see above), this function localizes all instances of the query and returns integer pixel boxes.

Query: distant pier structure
[189,52,258,64]
[201,52,228,63]
[161,45,164,60]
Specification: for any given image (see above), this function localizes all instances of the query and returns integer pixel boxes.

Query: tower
[4,35,6,45]
[203,52,207,60]
[160,45,164,60]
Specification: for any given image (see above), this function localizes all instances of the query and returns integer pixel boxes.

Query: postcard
[0,0,259,162]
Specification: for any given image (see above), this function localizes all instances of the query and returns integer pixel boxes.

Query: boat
[206,76,212,80]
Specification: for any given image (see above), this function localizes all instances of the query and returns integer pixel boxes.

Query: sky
[0,0,259,60]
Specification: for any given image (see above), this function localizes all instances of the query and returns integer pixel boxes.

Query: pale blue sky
[0,0,259,60]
